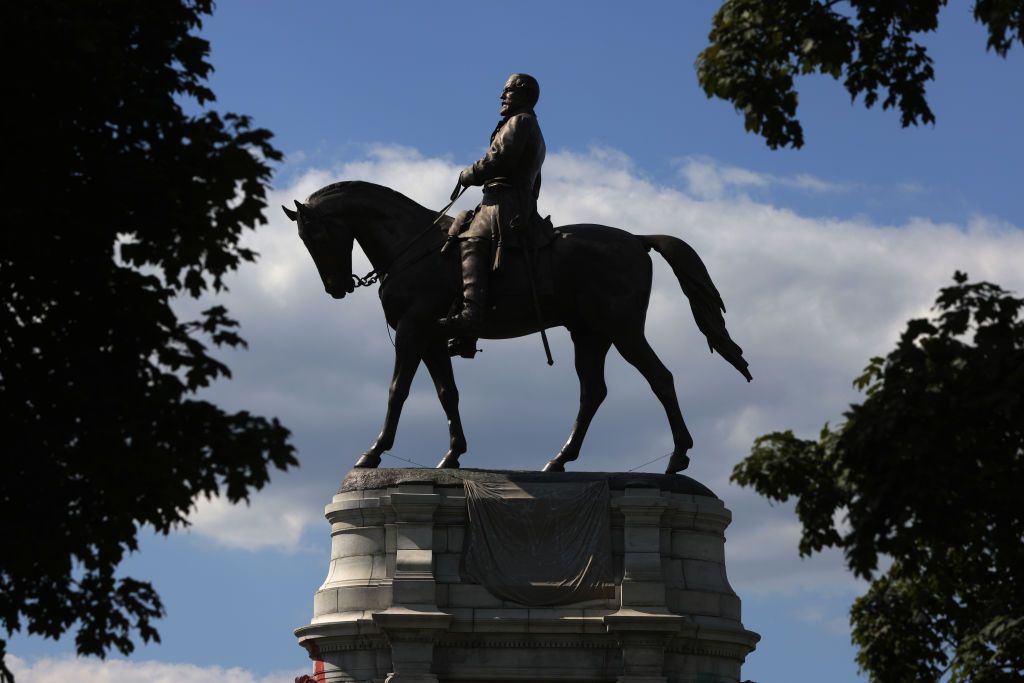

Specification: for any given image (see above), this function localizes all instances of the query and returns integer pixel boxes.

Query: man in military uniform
[439,73,546,335]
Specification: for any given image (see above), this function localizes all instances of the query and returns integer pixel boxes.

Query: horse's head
[283,200,354,299]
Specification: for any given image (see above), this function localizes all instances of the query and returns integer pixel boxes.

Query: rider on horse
[438,73,546,336]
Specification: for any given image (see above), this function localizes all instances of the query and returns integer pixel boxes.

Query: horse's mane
[306,180,428,215]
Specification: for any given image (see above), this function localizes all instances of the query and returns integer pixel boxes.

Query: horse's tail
[638,234,752,382]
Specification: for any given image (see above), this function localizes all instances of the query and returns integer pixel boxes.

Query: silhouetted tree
[733,273,1023,681]
[698,0,1024,148]
[1,2,296,680]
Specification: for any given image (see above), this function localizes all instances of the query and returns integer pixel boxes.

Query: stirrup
[447,337,481,359]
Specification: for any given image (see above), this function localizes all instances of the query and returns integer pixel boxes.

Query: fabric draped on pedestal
[461,479,614,606]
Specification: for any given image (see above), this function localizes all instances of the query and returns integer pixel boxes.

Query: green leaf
[733,271,1024,681]
[2,1,294,677]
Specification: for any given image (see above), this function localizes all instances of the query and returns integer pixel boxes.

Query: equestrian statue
[283,73,751,474]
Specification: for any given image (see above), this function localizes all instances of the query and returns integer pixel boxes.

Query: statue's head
[500,73,539,116]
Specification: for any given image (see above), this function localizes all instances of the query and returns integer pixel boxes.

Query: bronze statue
[283,177,751,474]
[438,73,546,338]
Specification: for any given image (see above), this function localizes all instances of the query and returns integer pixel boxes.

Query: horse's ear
[282,204,298,221]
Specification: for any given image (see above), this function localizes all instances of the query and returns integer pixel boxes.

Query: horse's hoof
[354,452,382,469]
[436,454,461,469]
[541,460,565,472]
[664,452,690,474]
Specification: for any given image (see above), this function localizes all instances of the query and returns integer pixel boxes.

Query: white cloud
[187,145,1022,599]
[790,172,841,193]
[725,514,866,597]
[7,655,304,683]
[677,156,851,199]
[896,181,926,194]
[186,488,320,553]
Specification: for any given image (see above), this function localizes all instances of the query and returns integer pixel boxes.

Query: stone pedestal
[295,469,759,683]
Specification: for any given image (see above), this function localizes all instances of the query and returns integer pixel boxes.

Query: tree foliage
[1,1,296,679]
[697,0,1024,148]
[732,273,1023,681]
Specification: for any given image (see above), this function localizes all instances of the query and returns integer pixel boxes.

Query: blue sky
[9,2,1023,683]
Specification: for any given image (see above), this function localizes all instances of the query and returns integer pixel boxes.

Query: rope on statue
[382,453,477,485]
[383,452,430,469]
[627,451,673,472]
[384,449,673,474]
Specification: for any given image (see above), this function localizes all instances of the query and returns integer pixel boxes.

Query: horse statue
[282,181,751,474]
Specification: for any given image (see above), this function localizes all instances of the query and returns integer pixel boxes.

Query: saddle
[445,208,558,253]
[445,208,557,295]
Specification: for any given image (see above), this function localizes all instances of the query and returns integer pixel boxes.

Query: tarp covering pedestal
[461,479,614,606]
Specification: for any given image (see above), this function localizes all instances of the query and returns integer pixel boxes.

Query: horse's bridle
[329,184,468,292]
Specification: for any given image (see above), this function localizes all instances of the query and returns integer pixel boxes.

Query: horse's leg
[354,320,424,468]
[422,341,468,469]
[542,330,612,472]
[613,332,693,474]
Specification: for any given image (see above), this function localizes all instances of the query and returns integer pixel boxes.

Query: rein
[348,183,468,290]
[351,270,380,289]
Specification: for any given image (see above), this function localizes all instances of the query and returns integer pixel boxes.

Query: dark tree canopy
[733,273,1023,681]
[1,1,296,680]
[698,0,1024,148]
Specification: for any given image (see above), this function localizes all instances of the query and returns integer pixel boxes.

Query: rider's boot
[439,237,490,335]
